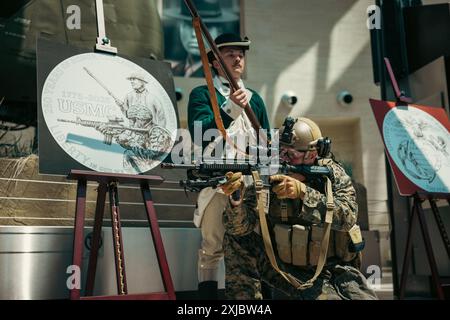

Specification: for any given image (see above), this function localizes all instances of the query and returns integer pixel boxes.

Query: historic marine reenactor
[220,117,378,300]
[187,33,271,299]
[119,72,166,128]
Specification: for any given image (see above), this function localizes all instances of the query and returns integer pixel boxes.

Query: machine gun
[162,163,256,192]
[161,162,331,195]
[58,117,149,145]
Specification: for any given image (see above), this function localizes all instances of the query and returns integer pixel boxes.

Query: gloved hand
[270,175,306,200]
[220,172,243,196]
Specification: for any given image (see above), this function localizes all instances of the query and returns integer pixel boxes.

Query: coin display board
[370,99,450,196]
[37,38,179,175]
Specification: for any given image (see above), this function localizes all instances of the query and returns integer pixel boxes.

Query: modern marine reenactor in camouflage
[220,117,378,300]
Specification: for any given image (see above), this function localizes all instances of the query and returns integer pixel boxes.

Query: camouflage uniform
[223,159,378,300]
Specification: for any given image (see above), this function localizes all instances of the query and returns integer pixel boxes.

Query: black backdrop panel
[404,3,450,74]
[37,38,179,176]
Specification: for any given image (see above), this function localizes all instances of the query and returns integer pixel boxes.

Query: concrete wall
[172,0,391,266]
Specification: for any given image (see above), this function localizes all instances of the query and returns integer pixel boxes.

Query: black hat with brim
[207,33,251,63]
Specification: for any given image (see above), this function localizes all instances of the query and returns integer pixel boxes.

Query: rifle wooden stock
[183,0,267,143]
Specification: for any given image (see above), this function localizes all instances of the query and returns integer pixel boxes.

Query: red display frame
[369,98,450,197]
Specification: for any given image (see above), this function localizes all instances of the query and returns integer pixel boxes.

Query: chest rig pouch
[252,169,362,290]
[272,221,360,268]
[269,193,360,268]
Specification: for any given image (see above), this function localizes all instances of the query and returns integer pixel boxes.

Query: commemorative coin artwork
[41,53,177,174]
[383,106,450,193]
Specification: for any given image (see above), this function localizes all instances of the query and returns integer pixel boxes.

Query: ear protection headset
[280,117,332,158]
[315,137,331,158]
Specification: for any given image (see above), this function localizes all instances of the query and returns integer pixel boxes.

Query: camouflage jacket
[223,159,358,236]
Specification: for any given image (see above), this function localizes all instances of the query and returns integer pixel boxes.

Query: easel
[94,0,117,54]
[384,58,449,300]
[399,193,450,300]
[68,170,176,300]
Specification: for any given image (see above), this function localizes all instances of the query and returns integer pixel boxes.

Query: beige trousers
[198,192,228,282]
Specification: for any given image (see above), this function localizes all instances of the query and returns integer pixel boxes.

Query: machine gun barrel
[161,162,255,176]
[162,162,331,196]
[179,176,227,191]
[161,162,330,178]
[104,125,149,134]
[57,117,148,133]
[160,163,196,170]
[57,117,150,145]
[57,117,103,128]
[283,164,331,177]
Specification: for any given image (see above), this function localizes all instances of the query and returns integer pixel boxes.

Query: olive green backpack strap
[299,176,334,288]
[301,159,334,288]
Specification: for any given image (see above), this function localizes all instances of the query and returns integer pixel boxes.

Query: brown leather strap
[193,18,250,157]
[193,18,228,140]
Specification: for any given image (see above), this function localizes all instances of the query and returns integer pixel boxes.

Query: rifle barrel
[160,163,196,169]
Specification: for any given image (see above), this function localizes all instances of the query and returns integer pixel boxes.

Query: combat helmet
[279,117,331,157]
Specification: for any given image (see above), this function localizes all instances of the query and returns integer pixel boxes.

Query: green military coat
[187,85,271,150]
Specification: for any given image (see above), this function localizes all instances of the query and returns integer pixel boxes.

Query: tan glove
[220,172,243,196]
[270,174,306,200]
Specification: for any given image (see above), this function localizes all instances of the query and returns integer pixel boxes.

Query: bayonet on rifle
[83,67,123,107]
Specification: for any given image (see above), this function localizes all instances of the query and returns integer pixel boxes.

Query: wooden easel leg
[399,197,418,300]
[70,178,87,300]
[85,182,107,296]
[416,201,445,300]
[429,199,450,260]
[141,181,176,300]
[108,183,128,295]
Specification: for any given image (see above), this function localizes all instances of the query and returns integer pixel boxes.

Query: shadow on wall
[246,0,368,126]
[247,0,379,195]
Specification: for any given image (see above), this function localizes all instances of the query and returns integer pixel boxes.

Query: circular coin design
[41,53,177,174]
[383,106,450,193]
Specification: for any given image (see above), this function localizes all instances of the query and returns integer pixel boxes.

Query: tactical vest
[251,159,363,290]
[267,196,359,267]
